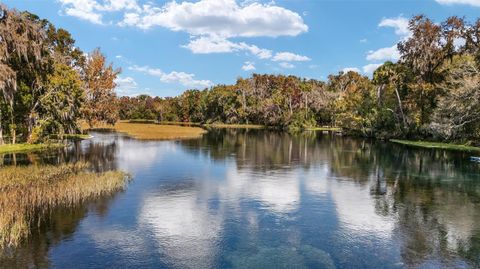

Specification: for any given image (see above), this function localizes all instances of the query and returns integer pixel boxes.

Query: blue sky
[4,0,480,97]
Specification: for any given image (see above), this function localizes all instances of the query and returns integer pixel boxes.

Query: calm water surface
[1,129,480,268]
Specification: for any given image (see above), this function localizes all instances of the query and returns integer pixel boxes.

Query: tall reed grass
[0,163,129,249]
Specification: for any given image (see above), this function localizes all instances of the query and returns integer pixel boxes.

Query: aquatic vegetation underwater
[227,245,336,269]
[0,163,129,250]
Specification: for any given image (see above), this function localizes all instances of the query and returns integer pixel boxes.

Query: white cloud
[364,16,409,65]
[362,63,382,74]
[244,43,273,59]
[119,0,308,37]
[115,76,141,96]
[366,45,400,61]
[98,0,140,12]
[272,52,311,62]
[130,65,212,88]
[57,0,140,24]
[183,36,311,63]
[279,62,295,69]
[184,36,237,54]
[360,38,368,43]
[242,61,256,71]
[436,0,480,7]
[58,1,312,64]
[379,16,410,37]
[342,67,361,73]
[183,36,272,59]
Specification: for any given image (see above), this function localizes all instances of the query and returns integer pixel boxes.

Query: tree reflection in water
[179,128,480,268]
[0,129,479,268]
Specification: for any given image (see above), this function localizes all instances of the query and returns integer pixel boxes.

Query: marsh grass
[83,121,207,140]
[0,163,129,249]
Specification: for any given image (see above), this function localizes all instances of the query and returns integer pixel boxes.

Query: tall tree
[430,55,480,140]
[82,49,120,128]
[32,63,84,142]
[0,5,48,144]
[333,71,376,136]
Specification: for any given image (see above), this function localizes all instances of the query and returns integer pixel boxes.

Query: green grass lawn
[390,139,480,152]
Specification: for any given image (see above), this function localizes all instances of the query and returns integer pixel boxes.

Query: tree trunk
[0,108,4,145]
[394,87,407,129]
[9,110,16,144]
[26,111,36,143]
[377,85,385,107]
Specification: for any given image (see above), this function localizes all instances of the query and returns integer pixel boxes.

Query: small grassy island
[83,121,207,140]
[112,122,207,140]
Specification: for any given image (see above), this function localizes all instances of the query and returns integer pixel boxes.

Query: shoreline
[3,124,479,154]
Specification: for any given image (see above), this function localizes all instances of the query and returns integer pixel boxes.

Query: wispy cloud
[183,36,272,59]
[272,52,311,62]
[342,67,361,73]
[435,0,480,7]
[378,16,411,37]
[242,61,256,71]
[183,35,310,67]
[366,45,400,61]
[57,0,140,24]
[279,62,295,69]
[130,65,212,89]
[363,63,383,74]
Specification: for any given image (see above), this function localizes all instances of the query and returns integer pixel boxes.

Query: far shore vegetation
[391,139,480,152]
[0,163,130,249]
[1,4,479,149]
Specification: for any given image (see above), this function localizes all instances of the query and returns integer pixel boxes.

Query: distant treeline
[2,2,480,145]
[119,16,480,144]
[0,4,119,144]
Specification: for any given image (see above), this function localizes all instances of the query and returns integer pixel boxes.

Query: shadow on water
[0,128,479,268]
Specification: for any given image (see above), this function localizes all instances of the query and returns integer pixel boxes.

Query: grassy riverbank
[0,163,129,249]
[0,133,92,154]
[204,123,265,129]
[306,127,342,132]
[391,139,480,152]
[134,120,264,129]
[0,143,65,154]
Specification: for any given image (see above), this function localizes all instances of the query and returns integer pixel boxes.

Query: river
[1,128,480,268]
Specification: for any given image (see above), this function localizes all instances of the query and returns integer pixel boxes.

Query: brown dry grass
[81,121,206,140]
[0,163,129,249]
